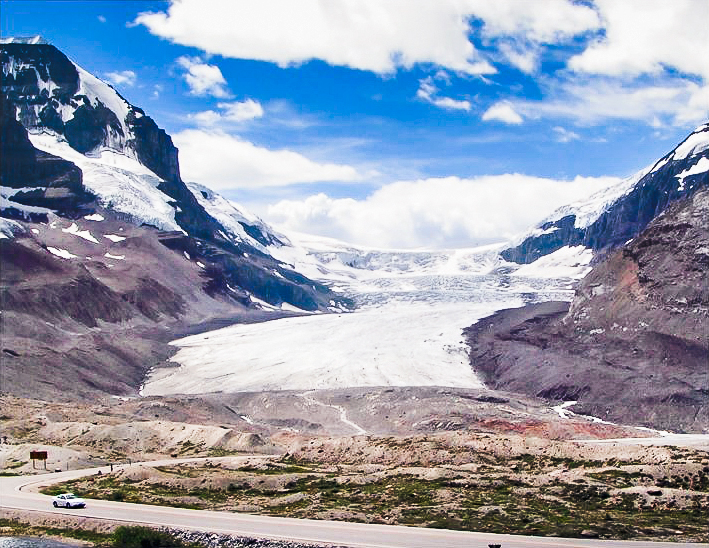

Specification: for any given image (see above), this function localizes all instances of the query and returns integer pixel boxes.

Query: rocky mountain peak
[502,124,709,264]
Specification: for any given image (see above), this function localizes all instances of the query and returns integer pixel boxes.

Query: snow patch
[47,246,77,259]
[675,156,709,190]
[673,126,709,160]
[62,222,100,243]
[510,246,593,279]
[104,234,126,242]
[104,252,125,260]
[84,213,105,221]
[280,302,310,313]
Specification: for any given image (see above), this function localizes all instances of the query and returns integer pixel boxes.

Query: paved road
[1,459,707,548]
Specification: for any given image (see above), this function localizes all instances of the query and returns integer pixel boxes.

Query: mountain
[0,39,349,400]
[502,124,709,264]
[465,185,709,433]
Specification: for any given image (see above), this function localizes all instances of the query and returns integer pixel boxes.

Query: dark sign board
[30,450,48,460]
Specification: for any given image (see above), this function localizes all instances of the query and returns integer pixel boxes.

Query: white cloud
[217,99,264,121]
[481,102,523,125]
[105,70,136,87]
[173,129,362,188]
[514,78,708,127]
[190,99,265,126]
[133,1,480,74]
[176,56,231,98]
[136,1,601,76]
[97,15,107,23]
[416,77,471,111]
[497,41,539,74]
[569,0,709,80]
[267,174,619,249]
[469,0,600,44]
[553,126,580,143]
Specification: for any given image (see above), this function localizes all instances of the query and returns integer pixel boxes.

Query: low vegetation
[0,520,198,547]
[42,450,709,542]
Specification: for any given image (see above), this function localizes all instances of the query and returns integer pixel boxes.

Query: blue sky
[2,0,708,248]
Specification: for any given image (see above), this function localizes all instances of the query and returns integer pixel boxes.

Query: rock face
[502,124,709,264]
[466,187,709,433]
[1,40,345,311]
[0,93,89,217]
[0,40,349,400]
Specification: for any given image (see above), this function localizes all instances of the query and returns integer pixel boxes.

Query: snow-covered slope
[503,123,709,264]
[186,182,286,252]
[27,132,181,231]
[1,40,348,320]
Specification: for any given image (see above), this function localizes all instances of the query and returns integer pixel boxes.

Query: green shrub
[111,525,185,548]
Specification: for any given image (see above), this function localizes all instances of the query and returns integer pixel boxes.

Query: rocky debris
[466,188,709,433]
[163,528,346,548]
[503,123,709,264]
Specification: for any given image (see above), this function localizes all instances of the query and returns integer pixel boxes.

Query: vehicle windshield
[65,494,76,499]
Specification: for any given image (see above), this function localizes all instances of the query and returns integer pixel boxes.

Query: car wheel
[53,501,58,507]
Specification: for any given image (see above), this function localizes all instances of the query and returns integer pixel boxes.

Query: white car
[52,493,86,508]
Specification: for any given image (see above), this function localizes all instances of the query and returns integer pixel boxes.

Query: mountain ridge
[502,124,709,264]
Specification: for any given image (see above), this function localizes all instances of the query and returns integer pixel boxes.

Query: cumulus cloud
[569,0,709,79]
[135,0,599,75]
[469,0,600,43]
[416,77,471,111]
[176,56,231,97]
[190,99,264,126]
[267,174,620,249]
[105,70,136,87]
[173,129,362,189]
[481,102,523,125]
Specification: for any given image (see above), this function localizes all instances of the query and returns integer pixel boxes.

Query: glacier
[142,235,589,396]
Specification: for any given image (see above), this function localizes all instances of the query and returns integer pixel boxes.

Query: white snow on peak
[73,64,136,156]
[47,246,77,259]
[29,133,180,231]
[187,182,282,252]
[673,124,709,161]
[0,194,53,217]
[270,229,506,287]
[557,167,648,230]
[0,36,47,44]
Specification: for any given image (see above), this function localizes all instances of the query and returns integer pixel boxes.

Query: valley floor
[33,437,709,543]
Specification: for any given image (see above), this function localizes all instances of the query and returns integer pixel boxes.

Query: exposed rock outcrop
[467,187,709,433]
